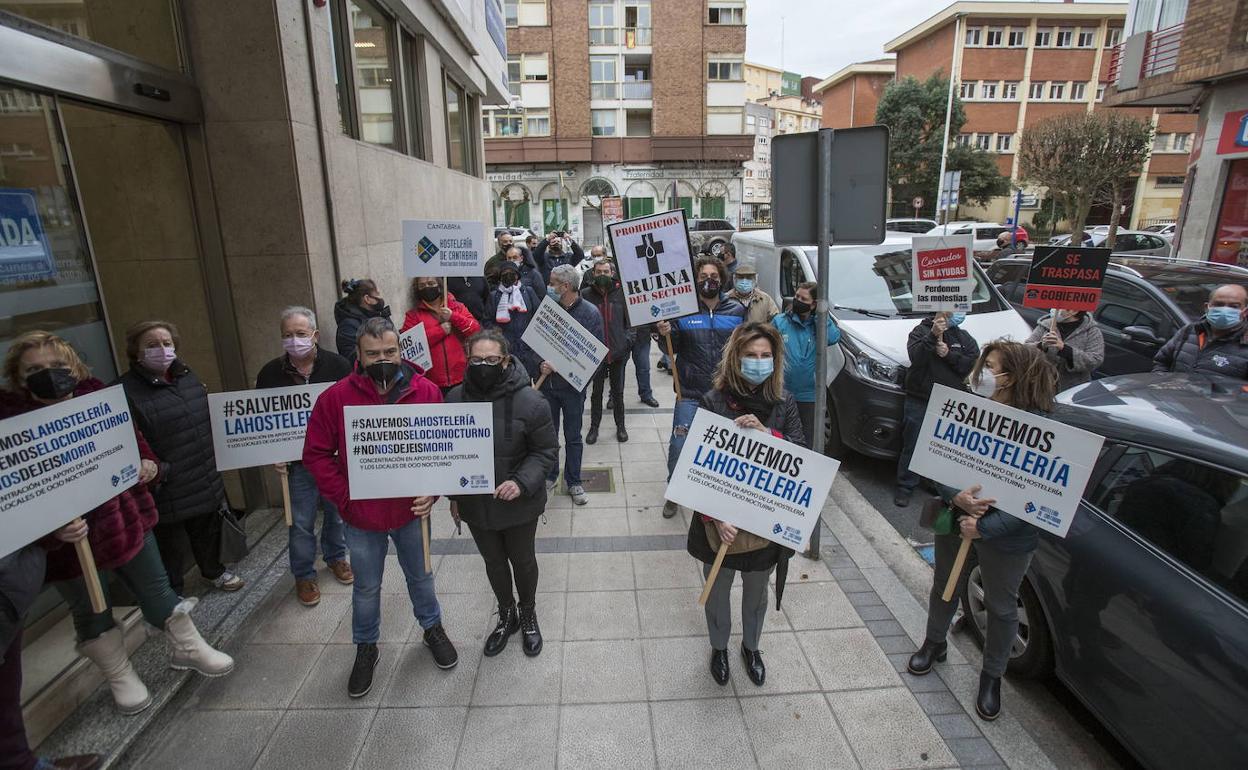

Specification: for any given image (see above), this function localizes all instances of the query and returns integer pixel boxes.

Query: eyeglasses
[469,356,505,366]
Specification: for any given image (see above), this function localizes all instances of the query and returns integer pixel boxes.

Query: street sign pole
[1011,190,1023,247]
[807,129,834,560]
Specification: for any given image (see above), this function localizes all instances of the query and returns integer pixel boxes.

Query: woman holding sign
[401,276,481,394]
[686,322,804,687]
[1025,308,1104,392]
[908,341,1058,722]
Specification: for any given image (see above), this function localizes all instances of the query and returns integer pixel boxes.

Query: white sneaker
[568,485,588,506]
[213,571,245,592]
[545,477,558,492]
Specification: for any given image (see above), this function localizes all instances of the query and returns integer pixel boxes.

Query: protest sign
[0,385,140,558]
[520,298,608,392]
[607,209,698,327]
[601,196,624,225]
[208,383,334,471]
[0,188,57,283]
[1023,246,1111,313]
[402,219,486,277]
[908,384,1105,538]
[911,234,974,312]
[399,323,434,372]
[344,403,495,499]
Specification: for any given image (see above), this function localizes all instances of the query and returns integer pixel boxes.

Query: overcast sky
[744,0,1121,80]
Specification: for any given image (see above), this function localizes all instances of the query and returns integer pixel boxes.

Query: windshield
[802,246,1006,317]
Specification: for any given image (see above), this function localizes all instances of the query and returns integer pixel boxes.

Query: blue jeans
[631,334,653,400]
[344,518,442,644]
[544,387,586,486]
[896,396,927,490]
[666,397,700,479]
[287,462,347,580]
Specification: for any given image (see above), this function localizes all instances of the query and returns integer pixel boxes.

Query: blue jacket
[668,296,746,401]
[533,295,604,393]
[771,310,842,402]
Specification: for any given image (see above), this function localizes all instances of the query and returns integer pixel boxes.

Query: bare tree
[1094,114,1155,249]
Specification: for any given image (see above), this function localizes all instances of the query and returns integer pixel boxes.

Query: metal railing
[621,79,652,99]
[590,81,653,100]
[1143,23,1184,77]
[589,26,652,47]
[590,82,617,99]
[1106,42,1124,83]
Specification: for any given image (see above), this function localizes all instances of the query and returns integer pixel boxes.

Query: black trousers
[590,357,627,430]
[466,518,540,607]
[153,512,225,594]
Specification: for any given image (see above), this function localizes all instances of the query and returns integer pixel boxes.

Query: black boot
[484,604,519,657]
[976,671,1002,721]
[518,604,543,657]
[710,648,730,685]
[586,425,599,445]
[348,643,379,698]
[906,639,948,676]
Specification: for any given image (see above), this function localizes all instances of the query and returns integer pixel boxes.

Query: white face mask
[971,368,998,398]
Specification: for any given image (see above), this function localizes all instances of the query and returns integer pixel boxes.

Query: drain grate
[563,466,615,493]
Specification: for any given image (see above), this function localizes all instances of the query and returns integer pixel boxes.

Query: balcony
[1143,23,1183,78]
[1103,22,1203,108]
[621,80,652,100]
[588,26,652,48]
[624,27,651,47]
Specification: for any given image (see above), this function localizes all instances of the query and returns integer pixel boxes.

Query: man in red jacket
[303,317,458,699]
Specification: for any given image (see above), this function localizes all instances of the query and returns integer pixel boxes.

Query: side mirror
[1122,325,1163,345]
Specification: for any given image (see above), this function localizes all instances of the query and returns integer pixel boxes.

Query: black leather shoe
[484,604,519,657]
[640,396,659,407]
[519,604,543,657]
[976,671,1002,721]
[907,639,948,676]
[586,426,599,445]
[616,427,629,442]
[710,648,730,685]
[894,487,912,507]
[740,644,765,686]
[348,643,379,698]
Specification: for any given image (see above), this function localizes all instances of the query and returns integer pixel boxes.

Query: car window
[1088,444,1248,605]
[954,227,972,235]
[1133,270,1227,321]
[992,263,1030,303]
[1095,278,1173,337]
[976,227,1003,241]
[1146,236,1166,250]
[780,249,805,302]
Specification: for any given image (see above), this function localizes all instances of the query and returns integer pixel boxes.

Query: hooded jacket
[400,292,481,388]
[445,361,559,529]
[303,363,443,531]
[666,295,747,402]
[903,318,979,401]
[1026,312,1105,391]
[334,297,391,361]
[772,309,843,402]
[581,280,635,362]
[1152,317,1248,379]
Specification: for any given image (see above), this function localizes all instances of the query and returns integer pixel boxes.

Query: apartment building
[1104,0,1248,265]
[885,1,1197,228]
[815,59,896,129]
[483,0,753,245]
[741,100,775,226]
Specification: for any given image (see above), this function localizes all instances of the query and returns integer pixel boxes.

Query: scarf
[495,284,527,324]
[727,387,777,423]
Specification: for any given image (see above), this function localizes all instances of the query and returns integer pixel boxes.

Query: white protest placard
[399,323,434,372]
[911,234,974,312]
[665,409,839,552]
[606,209,698,327]
[520,298,608,392]
[402,219,487,277]
[344,402,495,499]
[908,384,1105,537]
[208,383,334,471]
[0,386,141,558]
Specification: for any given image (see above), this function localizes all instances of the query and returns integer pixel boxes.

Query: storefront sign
[601,196,624,225]
[402,220,486,277]
[1216,109,1248,156]
[520,298,608,392]
[344,403,495,499]
[1023,246,1110,312]
[621,169,743,180]
[666,409,839,551]
[607,209,698,327]
[399,323,434,371]
[908,384,1105,537]
[0,386,140,558]
[911,234,974,312]
[208,383,334,471]
[0,188,57,284]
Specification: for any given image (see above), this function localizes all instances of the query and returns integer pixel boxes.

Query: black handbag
[217,505,249,564]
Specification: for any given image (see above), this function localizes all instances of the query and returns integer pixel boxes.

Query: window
[506,57,522,96]
[625,108,651,136]
[959,81,977,99]
[444,73,474,173]
[707,107,743,134]
[1077,29,1096,47]
[590,56,617,98]
[1153,133,1171,152]
[401,32,426,159]
[1002,81,1019,100]
[504,199,530,228]
[591,109,617,136]
[1055,27,1073,47]
[525,112,550,136]
[541,199,568,231]
[975,134,991,150]
[506,0,547,27]
[986,28,1003,46]
[980,82,997,100]
[1173,133,1191,152]
[745,114,755,126]
[708,5,745,24]
[1106,28,1122,47]
[589,0,617,44]
[521,54,549,81]
[954,133,972,147]
[1096,84,1106,101]
[1049,82,1066,100]
[1007,28,1026,47]
[708,60,744,81]
[1029,81,1045,99]
[624,1,651,45]
[700,197,726,219]
[1071,82,1087,101]
[346,0,399,149]
[626,196,654,217]
[504,0,518,25]
[1035,28,1052,47]
[996,133,1013,152]
[1095,278,1173,336]
[965,27,982,46]
[492,109,523,136]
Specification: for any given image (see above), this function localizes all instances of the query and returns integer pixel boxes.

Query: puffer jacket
[445,362,559,529]
[903,318,977,401]
[534,296,604,393]
[1,379,163,579]
[771,309,843,402]
[118,362,225,524]
[581,281,635,362]
[400,293,481,389]
[1152,317,1248,379]
[1026,312,1105,391]
[303,363,444,531]
[485,284,542,376]
[334,297,391,360]
[667,296,746,401]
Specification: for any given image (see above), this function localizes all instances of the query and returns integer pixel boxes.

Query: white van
[733,230,1032,458]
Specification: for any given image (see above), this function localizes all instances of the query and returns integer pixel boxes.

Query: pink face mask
[142,346,177,372]
[283,336,316,358]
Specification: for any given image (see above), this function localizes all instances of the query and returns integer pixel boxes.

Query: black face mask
[500,272,519,288]
[417,286,442,303]
[791,299,812,316]
[364,361,402,389]
[593,274,613,292]
[26,368,78,400]
[698,279,721,298]
[466,362,506,393]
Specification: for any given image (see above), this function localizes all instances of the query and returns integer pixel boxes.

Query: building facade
[482,0,752,246]
[815,59,896,129]
[741,100,775,226]
[884,0,1197,229]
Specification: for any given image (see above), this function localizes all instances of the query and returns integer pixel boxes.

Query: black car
[958,374,1248,770]
[987,256,1248,376]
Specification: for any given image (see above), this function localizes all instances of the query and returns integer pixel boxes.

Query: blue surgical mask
[1207,306,1243,330]
[735,278,755,295]
[547,286,561,301]
[949,313,966,327]
[740,357,774,385]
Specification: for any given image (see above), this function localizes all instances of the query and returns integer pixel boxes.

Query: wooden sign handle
[698,542,730,606]
[280,471,293,527]
[942,536,972,602]
[532,371,550,390]
[74,533,107,614]
[421,515,432,574]
[664,334,682,401]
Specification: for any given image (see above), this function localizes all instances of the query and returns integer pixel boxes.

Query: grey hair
[549,264,579,292]
[356,316,397,347]
[280,305,317,329]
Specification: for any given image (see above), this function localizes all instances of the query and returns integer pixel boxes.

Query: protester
[656,256,746,518]
[582,258,634,444]
[485,262,542,375]
[1152,283,1248,379]
[771,282,842,450]
[446,330,558,657]
[446,276,491,326]
[987,233,1023,263]
[484,234,538,290]
[1026,308,1105,391]
[486,246,545,296]
[401,277,481,393]
[533,231,585,285]
[4,332,234,716]
[525,234,540,254]
[534,265,603,506]
[686,322,803,687]
[255,307,354,607]
[303,317,458,697]
[718,242,739,280]
[334,278,390,360]
[119,321,244,595]
[908,341,1058,721]
[727,264,779,325]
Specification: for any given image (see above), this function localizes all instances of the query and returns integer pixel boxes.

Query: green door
[669,196,693,219]
[542,199,568,231]
[504,199,530,228]
[626,197,654,218]
[700,196,725,219]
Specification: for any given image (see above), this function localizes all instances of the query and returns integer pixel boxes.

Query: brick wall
[896,21,955,81]
[1029,49,1099,83]
[549,0,589,136]
[961,48,1027,81]
[965,103,1022,133]
[1175,0,1248,84]
[854,74,892,127]
[820,80,853,128]
[652,0,704,137]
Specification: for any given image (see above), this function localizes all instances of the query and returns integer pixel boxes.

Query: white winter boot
[76,627,152,715]
[164,598,234,677]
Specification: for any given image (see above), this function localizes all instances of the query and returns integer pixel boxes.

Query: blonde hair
[713,322,786,403]
[3,331,91,391]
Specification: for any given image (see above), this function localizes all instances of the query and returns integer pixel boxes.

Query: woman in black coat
[446,329,559,658]
[118,320,243,595]
[333,278,391,360]
[687,322,805,688]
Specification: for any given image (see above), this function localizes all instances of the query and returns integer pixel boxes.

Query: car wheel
[959,560,1054,679]
[821,397,846,459]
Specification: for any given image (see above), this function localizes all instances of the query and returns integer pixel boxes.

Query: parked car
[1142,222,1177,239]
[927,222,1030,253]
[960,373,1248,770]
[493,225,537,241]
[886,218,939,234]
[688,218,736,257]
[986,255,1248,377]
[1050,230,1171,256]
[733,230,1031,458]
